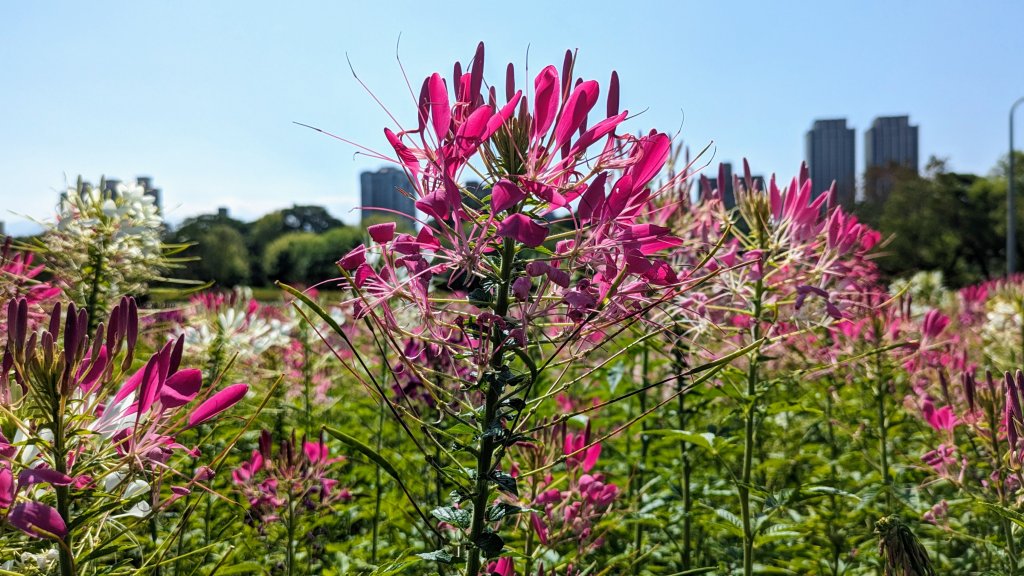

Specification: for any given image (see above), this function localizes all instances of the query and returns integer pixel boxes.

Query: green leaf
[416,550,455,564]
[982,501,1024,529]
[473,532,504,557]
[324,426,403,486]
[487,503,527,522]
[431,506,471,529]
[645,429,716,450]
[490,471,518,497]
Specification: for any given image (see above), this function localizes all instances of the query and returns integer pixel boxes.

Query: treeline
[166,205,410,287]
[856,152,1024,288]
[167,153,1024,290]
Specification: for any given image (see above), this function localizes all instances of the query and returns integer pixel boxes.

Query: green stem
[632,347,651,574]
[740,274,765,576]
[465,238,516,576]
[52,392,74,576]
[677,373,692,571]
[372,393,385,564]
[286,488,296,576]
[84,241,106,333]
[873,337,892,512]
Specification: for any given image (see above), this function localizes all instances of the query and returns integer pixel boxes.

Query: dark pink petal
[553,80,600,150]
[303,441,327,463]
[497,214,548,248]
[547,267,570,288]
[9,501,67,539]
[0,466,12,509]
[530,512,549,545]
[367,222,396,243]
[468,42,485,105]
[0,432,16,459]
[577,173,607,224]
[455,106,492,156]
[486,91,522,137]
[607,70,620,117]
[583,443,602,472]
[428,73,451,139]
[160,368,202,409]
[415,189,450,220]
[628,133,671,192]
[644,259,678,285]
[76,345,108,393]
[490,179,526,213]
[354,264,375,288]
[532,65,560,139]
[18,468,73,488]
[187,384,249,429]
[512,277,531,301]
[415,226,441,250]
[338,245,366,271]
[384,128,420,179]
[571,111,627,156]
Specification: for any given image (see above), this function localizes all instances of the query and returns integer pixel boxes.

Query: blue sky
[2,1,1022,234]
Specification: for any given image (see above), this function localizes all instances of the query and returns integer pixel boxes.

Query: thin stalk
[84,241,106,333]
[740,272,765,576]
[632,347,651,574]
[465,237,516,576]
[873,331,892,512]
[286,488,296,576]
[52,391,74,576]
[825,385,841,576]
[372,388,385,563]
[677,372,692,571]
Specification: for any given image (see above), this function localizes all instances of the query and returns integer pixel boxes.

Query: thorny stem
[286,487,297,576]
[990,393,1019,573]
[372,400,385,564]
[84,240,106,334]
[675,355,692,571]
[873,322,893,512]
[740,269,765,576]
[465,237,517,576]
[631,347,651,573]
[52,387,75,576]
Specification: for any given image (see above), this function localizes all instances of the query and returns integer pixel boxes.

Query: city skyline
[2,2,1022,236]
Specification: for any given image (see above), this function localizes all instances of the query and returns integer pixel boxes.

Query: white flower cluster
[890,270,953,314]
[179,287,294,363]
[982,294,1023,371]
[43,180,165,317]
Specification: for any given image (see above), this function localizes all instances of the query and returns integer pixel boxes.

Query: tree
[169,211,251,286]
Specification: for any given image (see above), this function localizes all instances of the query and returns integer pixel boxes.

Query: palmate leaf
[431,505,471,528]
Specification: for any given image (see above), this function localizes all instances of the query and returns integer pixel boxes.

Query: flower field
[3,43,1023,576]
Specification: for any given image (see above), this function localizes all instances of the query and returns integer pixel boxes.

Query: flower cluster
[39,178,165,322]
[0,296,248,571]
[231,430,348,530]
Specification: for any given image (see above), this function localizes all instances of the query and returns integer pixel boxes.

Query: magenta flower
[8,501,67,540]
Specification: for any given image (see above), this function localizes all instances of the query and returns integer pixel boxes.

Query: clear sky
[2,1,1022,235]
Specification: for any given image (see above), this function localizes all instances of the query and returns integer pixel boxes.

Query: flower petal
[8,501,67,539]
[187,384,249,429]
[497,214,548,248]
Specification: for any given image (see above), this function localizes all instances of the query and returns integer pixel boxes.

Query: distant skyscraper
[359,167,416,222]
[700,162,764,209]
[805,119,855,207]
[864,115,919,202]
[68,175,163,214]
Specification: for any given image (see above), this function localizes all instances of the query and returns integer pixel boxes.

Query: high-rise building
[864,115,919,203]
[700,162,764,209]
[66,176,163,214]
[805,119,855,207]
[359,167,416,222]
